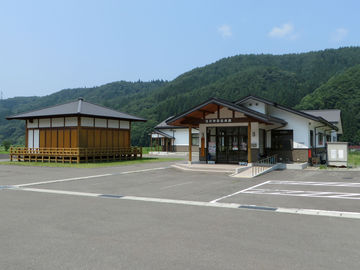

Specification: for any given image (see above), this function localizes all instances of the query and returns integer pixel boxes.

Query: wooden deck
[9,147,142,163]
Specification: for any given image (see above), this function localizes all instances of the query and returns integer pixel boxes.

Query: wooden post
[77,116,81,163]
[157,133,160,151]
[188,126,192,163]
[248,122,251,163]
[201,135,205,157]
[25,120,28,148]
[150,135,153,151]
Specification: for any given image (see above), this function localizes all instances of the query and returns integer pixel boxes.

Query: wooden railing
[251,155,277,177]
[9,147,142,163]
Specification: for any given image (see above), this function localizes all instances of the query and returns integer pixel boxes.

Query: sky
[1,0,360,98]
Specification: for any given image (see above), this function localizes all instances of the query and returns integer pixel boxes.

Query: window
[326,135,331,143]
[191,133,199,146]
[310,130,314,147]
[318,132,323,145]
[271,130,293,150]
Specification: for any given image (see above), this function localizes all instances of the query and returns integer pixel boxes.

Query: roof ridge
[77,98,83,113]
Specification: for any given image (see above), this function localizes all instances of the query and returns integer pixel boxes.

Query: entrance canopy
[166,97,287,127]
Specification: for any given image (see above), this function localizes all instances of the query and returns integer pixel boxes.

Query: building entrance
[207,126,248,164]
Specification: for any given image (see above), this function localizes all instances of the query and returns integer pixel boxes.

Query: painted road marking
[244,188,360,200]
[211,180,360,203]
[268,180,360,188]
[16,174,113,187]
[4,186,360,220]
[209,181,270,203]
[15,167,170,187]
[118,167,170,175]
[160,181,193,190]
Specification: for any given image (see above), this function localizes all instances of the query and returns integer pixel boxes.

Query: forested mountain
[297,64,360,143]
[1,47,360,146]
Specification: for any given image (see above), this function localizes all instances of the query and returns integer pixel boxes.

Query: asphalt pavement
[1,161,360,269]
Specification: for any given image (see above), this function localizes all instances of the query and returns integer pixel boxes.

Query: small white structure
[327,142,348,167]
[150,117,199,152]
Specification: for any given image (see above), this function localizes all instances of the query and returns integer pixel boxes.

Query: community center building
[166,95,342,164]
[150,116,199,153]
[7,98,146,163]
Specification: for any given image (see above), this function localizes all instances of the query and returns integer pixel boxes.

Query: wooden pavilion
[7,98,146,163]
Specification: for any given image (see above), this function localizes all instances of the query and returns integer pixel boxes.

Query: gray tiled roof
[302,109,341,123]
[155,116,186,129]
[152,129,174,139]
[7,98,146,121]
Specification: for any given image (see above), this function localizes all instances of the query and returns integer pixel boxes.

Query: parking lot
[1,161,360,269]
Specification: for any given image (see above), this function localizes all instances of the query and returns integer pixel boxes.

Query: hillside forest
[1,47,360,146]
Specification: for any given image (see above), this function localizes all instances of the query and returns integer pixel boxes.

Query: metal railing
[251,155,277,176]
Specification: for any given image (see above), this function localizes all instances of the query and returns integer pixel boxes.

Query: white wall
[81,117,94,127]
[267,106,310,149]
[52,118,64,127]
[27,129,39,149]
[33,129,39,148]
[108,119,119,128]
[39,118,51,128]
[65,117,77,127]
[95,118,107,128]
[27,130,34,148]
[26,117,129,129]
[158,128,198,146]
[27,119,38,128]
[120,120,130,129]
[241,99,266,114]
[251,122,259,148]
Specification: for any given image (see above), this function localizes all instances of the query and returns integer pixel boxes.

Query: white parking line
[209,181,270,203]
[160,182,193,190]
[9,186,360,220]
[210,179,360,203]
[268,180,360,188]
[244,188,360,200]
[16,174,113,187]
[16,167,170,187]
[119,167,170,175]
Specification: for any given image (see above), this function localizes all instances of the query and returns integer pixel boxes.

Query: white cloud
[268,23,298,39]
[331,28,349,42]
[218,24,232,38]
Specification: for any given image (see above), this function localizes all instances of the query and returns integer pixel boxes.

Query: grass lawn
[0,146,9,154]
[348,151,360,167]
[0,157,183,168]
